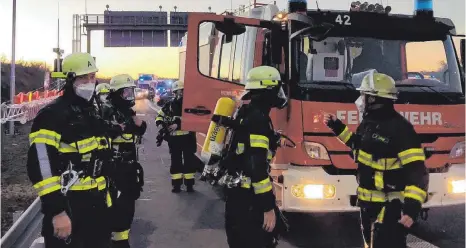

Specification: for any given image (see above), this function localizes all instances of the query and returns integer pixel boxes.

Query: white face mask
[355,95,365,117]
[74,83,95,101]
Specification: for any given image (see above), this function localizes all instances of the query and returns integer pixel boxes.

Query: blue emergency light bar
[414,0,433,17]
[414,0,433,11]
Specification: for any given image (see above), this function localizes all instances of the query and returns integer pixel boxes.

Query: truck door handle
[184,106,211,116]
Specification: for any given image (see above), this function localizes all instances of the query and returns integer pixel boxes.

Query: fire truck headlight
[448,179,466,194]
[291,184,336,199]
[304,142,330,160]
[450,141,465,159]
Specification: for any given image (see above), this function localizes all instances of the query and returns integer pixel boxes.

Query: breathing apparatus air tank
[201,97,237,165]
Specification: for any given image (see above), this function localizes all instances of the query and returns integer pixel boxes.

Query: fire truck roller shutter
[201,97,237,165]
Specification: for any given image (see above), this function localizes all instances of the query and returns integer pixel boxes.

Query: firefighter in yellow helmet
[102,74,147,248]
[324,71,429,248]
[95,83,112,117]
[211,66,288,248]
[96,83,111,103]
[26,52,114,247]
[155,80,197,193]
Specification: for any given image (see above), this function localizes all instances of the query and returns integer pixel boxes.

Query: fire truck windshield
[292,35,464,104]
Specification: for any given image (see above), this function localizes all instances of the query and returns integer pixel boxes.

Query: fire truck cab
[179,1,465,213]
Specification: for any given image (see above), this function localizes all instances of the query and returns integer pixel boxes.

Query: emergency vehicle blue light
[414,0,433,11]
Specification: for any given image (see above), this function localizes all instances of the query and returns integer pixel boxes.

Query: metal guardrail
[0,197,43,248]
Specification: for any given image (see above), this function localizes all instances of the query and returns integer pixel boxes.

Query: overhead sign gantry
[72,8,210,53]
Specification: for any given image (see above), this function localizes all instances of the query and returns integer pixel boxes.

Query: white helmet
[172,80,184,91]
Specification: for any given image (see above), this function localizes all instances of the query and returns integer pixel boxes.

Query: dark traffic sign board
[81,11,211,48]
[103,11,168,47]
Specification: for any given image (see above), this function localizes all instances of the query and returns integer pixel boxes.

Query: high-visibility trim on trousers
[112,229,130,241]
[171,173,183,180]
[184,173,195,179]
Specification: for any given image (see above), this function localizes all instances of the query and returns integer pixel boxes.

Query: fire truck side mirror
[460,39,465,71]
[271,28,286,65]
[461,39,465,94]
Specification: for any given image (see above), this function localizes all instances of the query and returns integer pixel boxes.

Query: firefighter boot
[172,186,181,193]
[186,185,195,193]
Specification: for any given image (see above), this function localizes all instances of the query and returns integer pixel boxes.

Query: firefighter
[26,52,114,248]
[323,71,429,248]
[155,80,197,193]
[95,83,112,116]
[214,66,288,248]
[105,74,147,248]
[96,83,111,104]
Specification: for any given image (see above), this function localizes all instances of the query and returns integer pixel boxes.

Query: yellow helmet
[172,80,184,91]
[62,52,98,77]
[244,66,281,90]
[110,74,135,91]
[356,71,398,100]
[95,83,111,94]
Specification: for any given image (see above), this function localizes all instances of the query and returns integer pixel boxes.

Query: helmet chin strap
[365,94,394,112]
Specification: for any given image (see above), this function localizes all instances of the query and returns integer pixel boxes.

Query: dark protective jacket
[224,103,276,212]
[27,92,114,218]
[327,106,429,219]
[155,98,188,134]
[155,97,197,154]
[102,105,147,160]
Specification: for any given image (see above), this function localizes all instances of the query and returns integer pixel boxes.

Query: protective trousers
[225,187,277,248]
[42,191,111,248]
[360,200,408,248]
[168,134,197,188]
[109,160,144,247]
[110,193,136,248]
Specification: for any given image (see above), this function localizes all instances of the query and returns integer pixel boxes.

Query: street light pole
[9,0,17,135]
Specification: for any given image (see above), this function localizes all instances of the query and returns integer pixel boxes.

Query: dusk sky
[0,0,464,78]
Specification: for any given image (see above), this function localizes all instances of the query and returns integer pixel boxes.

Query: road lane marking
[407,234,439,248]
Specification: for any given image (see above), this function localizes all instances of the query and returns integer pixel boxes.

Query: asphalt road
[130,99,465,248]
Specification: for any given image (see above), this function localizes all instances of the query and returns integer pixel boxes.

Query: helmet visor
[121,87,135,101]
[276,86,288,109]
